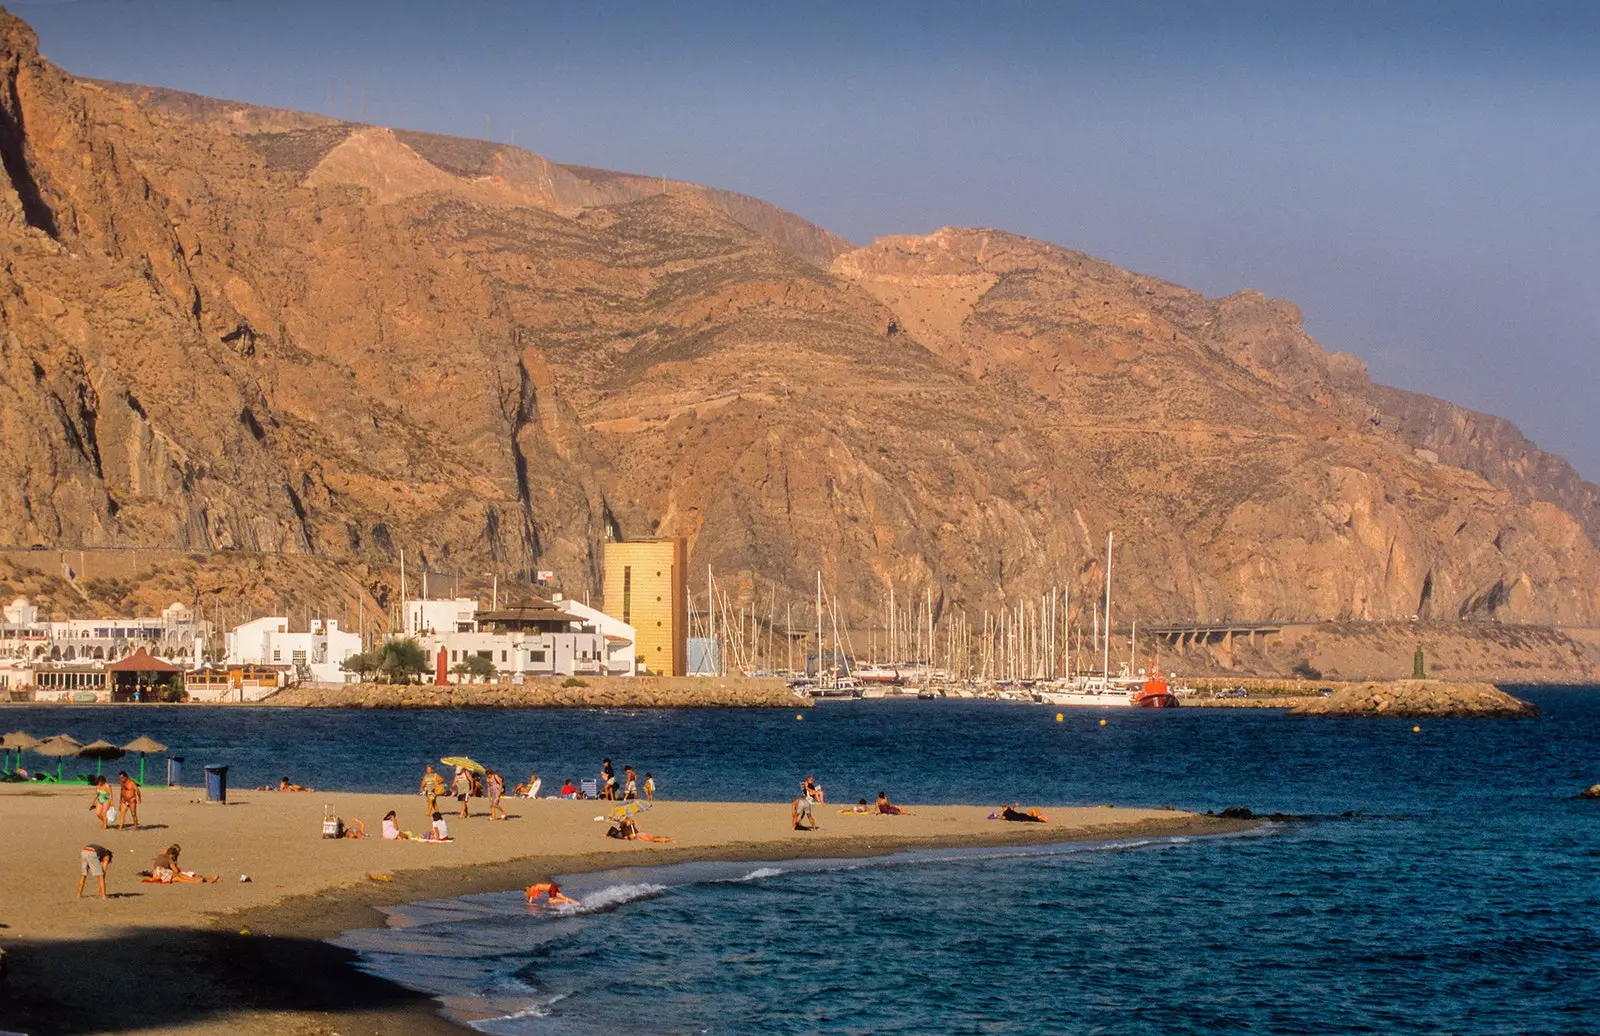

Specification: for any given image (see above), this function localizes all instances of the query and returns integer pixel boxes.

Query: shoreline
[0,785,1250,1034]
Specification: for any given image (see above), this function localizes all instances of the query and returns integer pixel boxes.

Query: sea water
[11,691,1600,1033]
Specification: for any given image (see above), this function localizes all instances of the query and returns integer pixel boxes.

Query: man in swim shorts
[78,844,113,899]
[117,771,141,830]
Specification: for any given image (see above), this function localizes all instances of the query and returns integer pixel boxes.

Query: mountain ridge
[3,4,1598,630]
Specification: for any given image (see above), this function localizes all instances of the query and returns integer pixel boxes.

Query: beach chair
[580,778,599,799]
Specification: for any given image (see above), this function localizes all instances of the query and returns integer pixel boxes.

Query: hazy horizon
[12,0,1599,477]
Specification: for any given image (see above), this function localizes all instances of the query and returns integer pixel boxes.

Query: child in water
[525,881,578,906]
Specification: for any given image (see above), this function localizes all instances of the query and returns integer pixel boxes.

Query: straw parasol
[122,735,168,785]
[1,731,40,773]
[79,739,126,777]
[33,735,83,782]
[440,756,485,773]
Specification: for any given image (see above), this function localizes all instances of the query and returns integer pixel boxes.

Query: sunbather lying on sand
[1001,804,1048,823]
[605,815,674,843]
[525,881,578,906]
[839,799,872,814]
[144,844,219,884]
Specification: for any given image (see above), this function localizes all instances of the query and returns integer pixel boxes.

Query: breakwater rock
[1578,784,1600,800]
[266,676,808,710]
[1286,679,1538,718]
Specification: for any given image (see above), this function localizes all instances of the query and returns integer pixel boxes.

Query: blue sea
[8,691,1599,1034]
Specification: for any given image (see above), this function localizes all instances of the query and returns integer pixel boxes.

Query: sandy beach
[0,784,1250,1034]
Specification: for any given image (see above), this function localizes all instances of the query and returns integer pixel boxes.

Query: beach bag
[106,806,118,825]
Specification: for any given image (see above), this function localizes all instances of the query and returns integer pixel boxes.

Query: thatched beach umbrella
[0,731,40,773]
[122,735,167,785]
[33,735,83,782]
[79,739,126,777]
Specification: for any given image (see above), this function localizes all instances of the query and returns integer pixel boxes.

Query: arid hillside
[3,5,1599,629]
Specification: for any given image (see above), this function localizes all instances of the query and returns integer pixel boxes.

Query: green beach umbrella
[79,739,125,777]
[33,735,82,782]
[122,735,167,785]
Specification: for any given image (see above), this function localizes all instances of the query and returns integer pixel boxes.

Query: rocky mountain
[3,5,1598,628]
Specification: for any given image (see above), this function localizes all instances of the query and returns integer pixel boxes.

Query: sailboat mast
[1102,531,1113,683]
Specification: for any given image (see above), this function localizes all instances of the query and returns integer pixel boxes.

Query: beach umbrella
[33,736,83,782]
[440,756,485,773]
[122,735,168,785]
[0,731,39,773]
[79,739,126,777]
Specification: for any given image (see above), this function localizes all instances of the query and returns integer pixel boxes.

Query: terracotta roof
[104,648,180,673]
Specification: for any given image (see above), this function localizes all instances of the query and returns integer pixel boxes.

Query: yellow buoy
[1056,713,1064,722]
[796,714,804,720]
[1412,725,1421,733]
[1099,718,1107,727]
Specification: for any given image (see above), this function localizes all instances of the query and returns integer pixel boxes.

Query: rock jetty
[265,676,807,710]
[1286,679,1538,718]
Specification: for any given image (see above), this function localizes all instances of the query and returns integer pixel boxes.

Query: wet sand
[0,784,1251,1034]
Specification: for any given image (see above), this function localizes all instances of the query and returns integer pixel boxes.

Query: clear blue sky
[14,1,1600,477]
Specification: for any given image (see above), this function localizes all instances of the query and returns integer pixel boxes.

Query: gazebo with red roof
[106,648,182,703]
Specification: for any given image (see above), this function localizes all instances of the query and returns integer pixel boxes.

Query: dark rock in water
[1578,784,1600,800]
[1219,806,1255,819]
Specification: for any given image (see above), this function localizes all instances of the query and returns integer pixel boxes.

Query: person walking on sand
[77,844,112,899]
[420,764,444,819]
[487,770,507,820]
[117,771,141,831]
[601,758,616,800]
[90,776,112,829]
[644,772,656,802]
[452,766,473,818]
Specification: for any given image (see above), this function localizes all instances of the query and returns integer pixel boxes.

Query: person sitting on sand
[381,810,407,840]
[77,844,112,899]
[278,776,311,792]
[606,815,675,843]
[623,765,638,800]
[838,798,872,815]
[149,844,219,884]
[875,791,911,816]
[792,796,819,831]
[560,778,578,799]
[117,771,141,831]
[342,818,368,839]
[525,881,578,906]
[803,776,825,804]
[90,776,112,828]
[421,811,452,841]
[1001,804,1048,823]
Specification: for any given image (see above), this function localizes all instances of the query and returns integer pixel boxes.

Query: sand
[0,784,1250,1034]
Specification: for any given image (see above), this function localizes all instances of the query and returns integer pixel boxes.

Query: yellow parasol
[440,756,485,773]
[608,801,651,820]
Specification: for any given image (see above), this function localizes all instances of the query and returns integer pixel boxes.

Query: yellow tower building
[603,538,687,676]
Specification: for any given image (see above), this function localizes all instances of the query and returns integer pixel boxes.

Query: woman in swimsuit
[487,770,507,820]
[150,844,219,884]
[90,777,112,828]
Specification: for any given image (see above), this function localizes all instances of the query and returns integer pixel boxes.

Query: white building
[404,595,635,679]
[402,597,481,637]
[226,616,362,684]
[556,596,637,675]
[0,597,207,666]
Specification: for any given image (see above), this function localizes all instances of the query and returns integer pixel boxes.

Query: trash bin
[203,764,229,803]
[167,756,184,787]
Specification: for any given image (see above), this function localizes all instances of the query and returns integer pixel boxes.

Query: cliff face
[3,6,1598,626]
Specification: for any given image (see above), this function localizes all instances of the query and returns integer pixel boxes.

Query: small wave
[466,991,572,1030]
[570,882,668,914]
[735,866,786,882]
